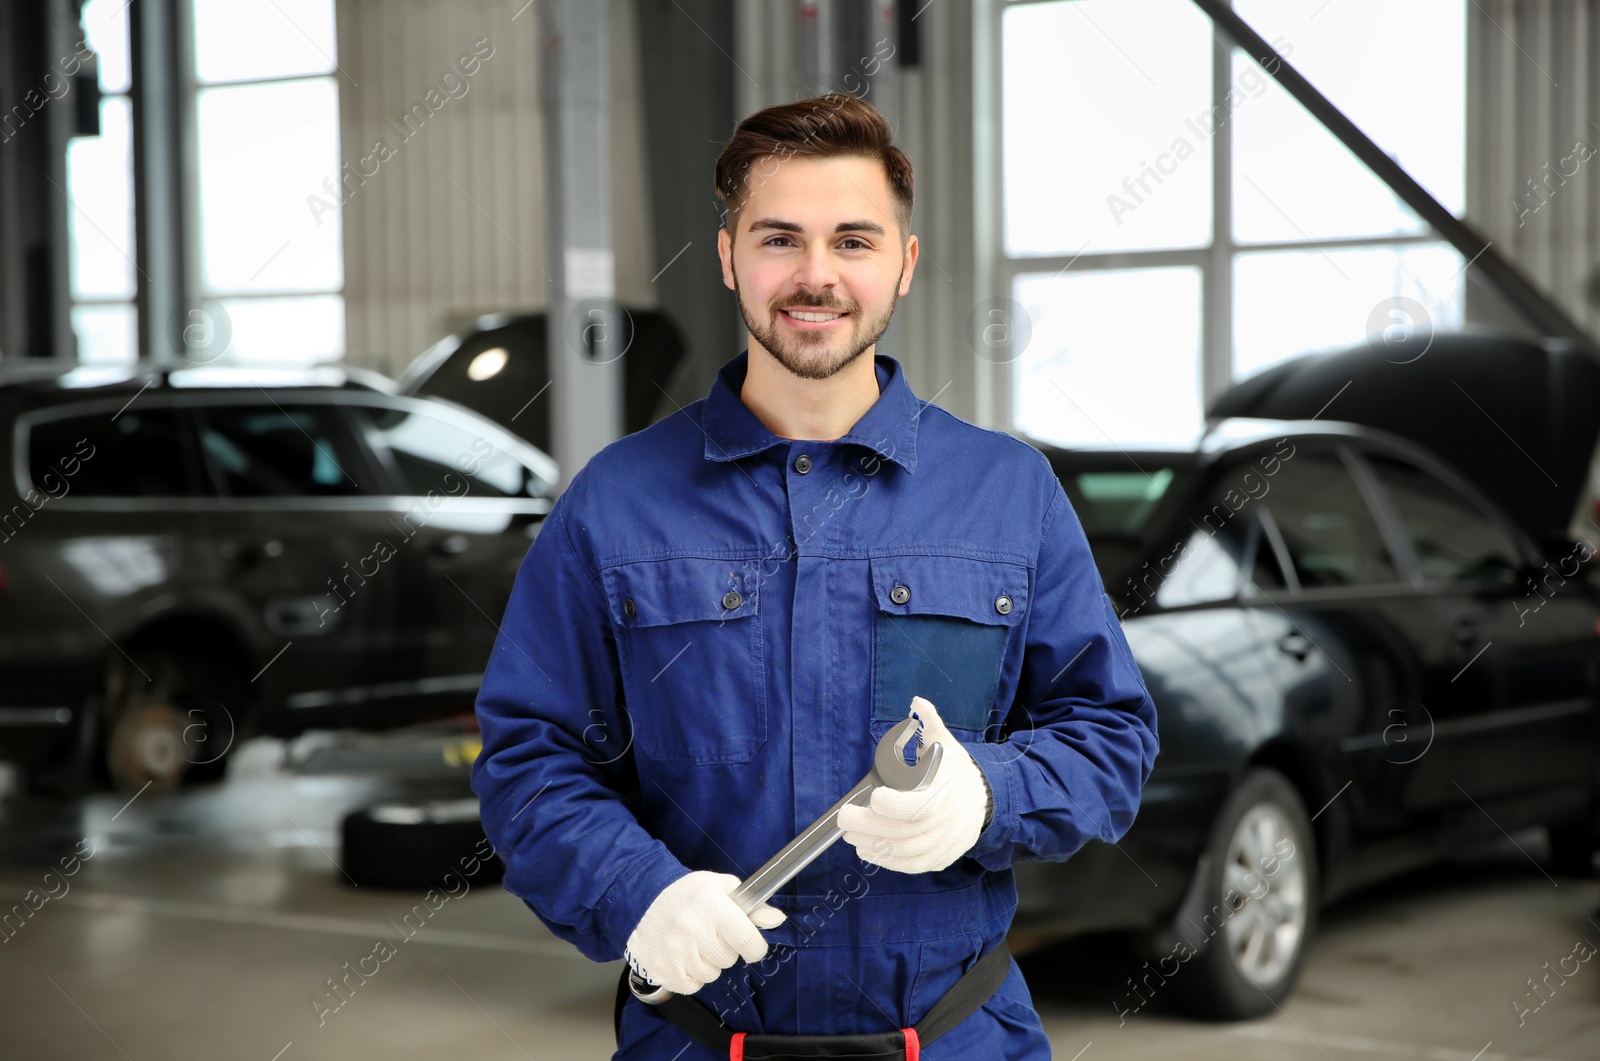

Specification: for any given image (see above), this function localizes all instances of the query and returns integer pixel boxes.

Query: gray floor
[1,741,1598,1061]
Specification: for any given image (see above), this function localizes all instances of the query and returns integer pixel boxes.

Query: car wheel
[100,650,240,793]
[340,798,505,890]
[1166,768,1318,1020]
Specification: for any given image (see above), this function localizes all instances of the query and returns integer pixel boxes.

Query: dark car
[0,363,556,795]
[1008,417,1600,1019]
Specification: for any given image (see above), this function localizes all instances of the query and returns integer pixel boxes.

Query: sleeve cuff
[596,843,692,960]
[963,742,1016,861]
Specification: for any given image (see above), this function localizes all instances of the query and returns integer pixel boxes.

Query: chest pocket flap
[602,556,760,628]
[869,554,1029,732]
[599,556,764,764]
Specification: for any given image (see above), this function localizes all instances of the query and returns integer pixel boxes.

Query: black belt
[613,941,1012,1060]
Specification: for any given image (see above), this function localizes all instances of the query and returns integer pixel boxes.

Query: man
[471,93,1159,1059]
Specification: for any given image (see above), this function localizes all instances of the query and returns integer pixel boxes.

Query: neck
[739,344,881,441]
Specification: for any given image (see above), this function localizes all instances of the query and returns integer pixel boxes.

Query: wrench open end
[874,716,942,792]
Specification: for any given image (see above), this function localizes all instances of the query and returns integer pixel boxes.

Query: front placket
[782,438,844,1034]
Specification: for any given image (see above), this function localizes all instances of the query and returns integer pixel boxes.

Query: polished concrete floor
[1,740,1598,1060]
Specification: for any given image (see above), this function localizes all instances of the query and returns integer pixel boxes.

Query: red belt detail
[728,1030,745,1060]
[902,1026,920,1060]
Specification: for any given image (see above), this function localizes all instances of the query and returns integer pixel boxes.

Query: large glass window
[191,0,345,364]
[1013,267,1204,446]
[67,0,136,363]
[1000,0,1467,444]
[1003,0,1214,256]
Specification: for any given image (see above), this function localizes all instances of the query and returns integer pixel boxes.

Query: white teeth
[786,310,844,322]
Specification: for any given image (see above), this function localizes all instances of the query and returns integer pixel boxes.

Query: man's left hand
[839,696,994,873]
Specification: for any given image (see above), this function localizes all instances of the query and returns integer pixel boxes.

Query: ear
[897,234,919,297]
[717,227,736,290]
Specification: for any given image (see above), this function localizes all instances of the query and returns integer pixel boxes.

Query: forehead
[736,155,895,233]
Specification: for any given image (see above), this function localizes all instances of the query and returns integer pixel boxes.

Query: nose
[792,242,841,297]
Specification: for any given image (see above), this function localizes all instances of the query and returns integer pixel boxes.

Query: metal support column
[130,0,190,367]
[539,0,623,487]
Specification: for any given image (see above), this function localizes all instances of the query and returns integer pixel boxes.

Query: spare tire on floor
[340,797,506,890]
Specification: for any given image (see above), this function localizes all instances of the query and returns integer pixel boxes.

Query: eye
[840,237,869,250]
[762,236,795,247]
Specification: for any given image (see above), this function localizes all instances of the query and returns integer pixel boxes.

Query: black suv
[0,363,556,794]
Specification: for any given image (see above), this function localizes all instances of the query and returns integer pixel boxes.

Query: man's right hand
[622,870,787,995]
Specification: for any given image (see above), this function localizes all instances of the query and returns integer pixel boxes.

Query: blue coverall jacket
[471,350,1160,1059]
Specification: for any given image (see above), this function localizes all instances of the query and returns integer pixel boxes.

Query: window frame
[67,1,138,363]
[186,0,345,361]
[990,0,1465,434]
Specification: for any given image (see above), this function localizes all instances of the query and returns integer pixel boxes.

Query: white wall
[334,0,656,377]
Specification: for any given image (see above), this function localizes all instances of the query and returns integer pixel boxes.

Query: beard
[732,260,904,381]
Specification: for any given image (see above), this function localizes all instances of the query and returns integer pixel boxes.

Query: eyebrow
[746,217,886,237]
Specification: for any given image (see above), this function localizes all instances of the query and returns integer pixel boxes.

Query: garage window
[65,0,137,364]
[1000,0,1466,445]
[192,0,345,363]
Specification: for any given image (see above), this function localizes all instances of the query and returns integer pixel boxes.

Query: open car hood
[1207,334,1600,543]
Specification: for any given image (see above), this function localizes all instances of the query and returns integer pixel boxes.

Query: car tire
[1164,768,1319,1020]
[100,649,241,794]
[340,798,506,890]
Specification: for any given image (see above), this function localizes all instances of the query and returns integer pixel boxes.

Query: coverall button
[890,583,910,605]
[793,453,812,474]
[623,597,636,618]
[995,594,1013,615]
[722,590,743,610]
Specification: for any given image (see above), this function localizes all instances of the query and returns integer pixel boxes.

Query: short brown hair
[714,92,914,246]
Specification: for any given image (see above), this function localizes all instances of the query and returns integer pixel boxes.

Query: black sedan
[1009,417,1600,1019]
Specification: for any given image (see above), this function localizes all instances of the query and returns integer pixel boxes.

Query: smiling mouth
[779,308,849,324]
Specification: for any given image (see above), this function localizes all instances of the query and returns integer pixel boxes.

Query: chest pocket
[600,557,765,764]
[870,554,1029,740]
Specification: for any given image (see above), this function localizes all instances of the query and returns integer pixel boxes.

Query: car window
[1155,475,1255,607]
[1363,452,1522,587]
[1243,514,1289,597]
[353,402,548,499]
[28,408,198,498]
[1261,451,1400,587]
[1154,524,1243,607]
[195,403,369,497]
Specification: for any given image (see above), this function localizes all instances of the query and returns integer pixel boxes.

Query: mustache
[776,300,850,312]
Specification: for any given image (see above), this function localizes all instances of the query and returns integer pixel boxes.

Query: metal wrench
[629,715,943,1004]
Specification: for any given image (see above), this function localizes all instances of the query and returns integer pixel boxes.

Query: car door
[344,395,555,703]
[1356,446,1599,822]
[6,398,210,764]
[189,396,407,726]
[1122,458,1298,768]
[1243,442,1454,838]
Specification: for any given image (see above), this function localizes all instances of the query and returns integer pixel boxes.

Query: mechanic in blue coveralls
[471,92,1159,1060]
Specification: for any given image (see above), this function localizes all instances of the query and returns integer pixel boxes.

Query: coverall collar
[701,348,921,474]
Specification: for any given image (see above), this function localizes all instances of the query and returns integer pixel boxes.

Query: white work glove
[838,696,994,874]
[622,870,786,995]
